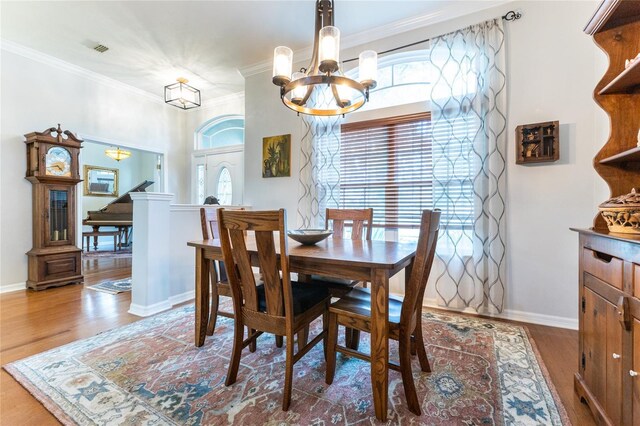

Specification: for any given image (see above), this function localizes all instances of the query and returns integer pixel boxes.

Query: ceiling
[1,1,509,103]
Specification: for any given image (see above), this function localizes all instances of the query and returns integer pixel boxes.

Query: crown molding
[1,39,166,105]
[239,0,510,77]
[188,91,245,113]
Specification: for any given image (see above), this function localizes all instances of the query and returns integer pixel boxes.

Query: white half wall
[244,0,607,329]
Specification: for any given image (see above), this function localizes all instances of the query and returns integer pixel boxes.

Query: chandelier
[105,147,131,161]
[164,77,201,110]
[272,0,377,116]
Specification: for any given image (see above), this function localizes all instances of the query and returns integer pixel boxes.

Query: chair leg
[249,328,257,352]
[399,330,421,415]
[414,318,431,373]
[207,278,220,336]
[325,313,338,385]
[297,327,309,352]
[322,309,329,362]
[349,329,360,351]
[410,335,417,356]
[282,332,295,411]
[225,318,244,386]
[275,335,283,348]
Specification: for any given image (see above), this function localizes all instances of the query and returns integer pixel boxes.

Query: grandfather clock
[25,125,83,290]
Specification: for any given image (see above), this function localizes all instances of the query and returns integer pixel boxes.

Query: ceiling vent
[93,44,109,53]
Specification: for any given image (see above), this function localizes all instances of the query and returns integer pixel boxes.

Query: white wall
[244,0,608,328]
[0,48,187,290]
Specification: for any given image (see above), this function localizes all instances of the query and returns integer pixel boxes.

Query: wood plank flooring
[0,256,596,425]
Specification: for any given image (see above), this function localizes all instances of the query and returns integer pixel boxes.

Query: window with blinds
[340,112,474,230]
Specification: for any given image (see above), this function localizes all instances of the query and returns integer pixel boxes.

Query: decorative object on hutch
[104,146,131,161]
[572,2,640,425]
[271,0,377,116]
[25,124,83,290]
[164,77,201,110]
[599,188,640,234]
[515,120,559,164]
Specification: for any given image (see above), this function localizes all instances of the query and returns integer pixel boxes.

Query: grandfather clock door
[43,184,76,246]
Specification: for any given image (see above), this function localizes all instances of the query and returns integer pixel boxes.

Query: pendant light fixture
[105,147,132,161]
[164,77,201,110]
[272,0,377,116]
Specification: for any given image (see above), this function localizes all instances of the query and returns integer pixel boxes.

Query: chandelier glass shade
[272,0,377,116]
[105,147,132,161]
[164,77,201,110]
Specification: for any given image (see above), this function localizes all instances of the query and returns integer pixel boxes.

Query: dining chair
[200,207,233,336]
[218,208,331,411]
[325,209,440,416]
[311,207,374,349]
[201,207,279,350]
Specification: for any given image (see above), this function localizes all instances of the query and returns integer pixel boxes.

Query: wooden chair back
[325,208,374,240]
[200,207,228,282]
[400,210,440,327]
[217,209,294,321]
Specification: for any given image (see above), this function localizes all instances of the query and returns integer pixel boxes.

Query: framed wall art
[262,134,291,178]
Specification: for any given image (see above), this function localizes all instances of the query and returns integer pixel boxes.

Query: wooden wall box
[573,1,640,424]
[24,125,83,290]
[515,120,559,164]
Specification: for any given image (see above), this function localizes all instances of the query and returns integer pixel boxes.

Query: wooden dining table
[187,236,417,421]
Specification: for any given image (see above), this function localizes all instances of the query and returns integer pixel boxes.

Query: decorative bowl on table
[287,229,333,245]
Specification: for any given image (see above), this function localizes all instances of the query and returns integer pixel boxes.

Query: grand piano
[83,180,154,249]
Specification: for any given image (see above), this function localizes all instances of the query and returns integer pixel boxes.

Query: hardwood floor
[1,256,596,425]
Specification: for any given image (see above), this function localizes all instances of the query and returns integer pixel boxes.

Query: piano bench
[82,230,121,252]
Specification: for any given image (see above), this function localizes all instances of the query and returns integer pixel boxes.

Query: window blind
[340,112,475,230]
[340,113,433,229]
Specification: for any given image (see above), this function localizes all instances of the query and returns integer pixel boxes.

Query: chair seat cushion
[330,287,404,324]
[257,282,329,315]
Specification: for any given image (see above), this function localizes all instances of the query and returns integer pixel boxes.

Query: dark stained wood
[24,125,83,290]
[589,12,640,230]
[216,209,330,411]
[573,228,640,425]
[325,208,373,240]
[325,210,440,417]
[188,228,416,421]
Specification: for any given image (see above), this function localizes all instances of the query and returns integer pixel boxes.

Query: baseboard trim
[0,282,27,294]
[128,300,172,317]
[169,290,195,306]
[422,298,578,330]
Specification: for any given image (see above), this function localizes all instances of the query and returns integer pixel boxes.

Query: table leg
[92,225,100,250]
[195,247,210,347]
[370,268,389,421]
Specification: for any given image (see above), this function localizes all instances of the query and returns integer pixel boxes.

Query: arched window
[216,167,232,205]
[346,50,430,112]
[195,115,244,151]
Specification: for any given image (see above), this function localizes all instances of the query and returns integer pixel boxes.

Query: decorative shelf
[515,120,559,164]
[599,145,640,164]
[584,0,640,34]
[599,59,640,94]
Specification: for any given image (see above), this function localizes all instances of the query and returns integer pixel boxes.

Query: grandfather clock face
[45,147,72,177]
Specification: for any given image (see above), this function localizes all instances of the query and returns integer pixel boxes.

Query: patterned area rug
[4,306,569,425]
[82,247,132,259]
[86,278,132,294]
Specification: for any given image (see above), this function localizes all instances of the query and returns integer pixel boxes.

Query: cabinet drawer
[583,248,623,290]
[38,252,81,281]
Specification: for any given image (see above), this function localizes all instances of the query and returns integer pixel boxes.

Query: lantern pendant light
[272,0,377,116]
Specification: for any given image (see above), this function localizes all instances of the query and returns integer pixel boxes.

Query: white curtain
[297,115,342,229]
[429,18,507,314]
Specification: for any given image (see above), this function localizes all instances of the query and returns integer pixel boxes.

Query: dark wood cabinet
[573,229,640,425]
[25,125,83,290]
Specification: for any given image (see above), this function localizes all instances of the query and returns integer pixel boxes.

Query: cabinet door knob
[612,353,621,359]
[630,370,639,377]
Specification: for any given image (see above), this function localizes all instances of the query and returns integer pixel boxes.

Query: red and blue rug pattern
[4,305,569,425]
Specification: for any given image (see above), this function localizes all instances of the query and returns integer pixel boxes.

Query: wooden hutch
[25,125,84,290]
[572,1,640,425]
